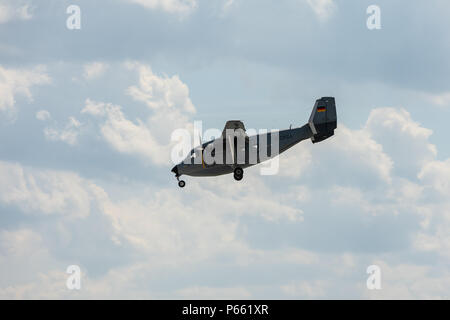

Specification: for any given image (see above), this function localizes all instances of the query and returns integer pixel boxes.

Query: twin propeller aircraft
[171,97,337,187]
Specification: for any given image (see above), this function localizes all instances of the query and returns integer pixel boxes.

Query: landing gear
[176,175,185,188]
[173,166,185,188]
[233,167,243,181]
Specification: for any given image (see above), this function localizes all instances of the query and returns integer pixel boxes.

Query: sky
[1,0,450,299]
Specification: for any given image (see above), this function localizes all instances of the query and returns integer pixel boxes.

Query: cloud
[275,119,396,186]
[0,161,94,218]
[44,117,82,145]
[175,286,251,299]
[424,91,450,107]
[306,0,336,21]
[0,228,82,299]
[365,108,437,178]
[91,172,304,265]
[307,124,394,186]
[0,1,33,24]
[281,280,327,298]
[221,0,236,15]
[83,63,196,165]
[0,229,56,290]
[0,229,47,261]
[82,62,109,80]
[82,99,174,165]
[35,109,51,121]
[126,62,195,114]
[0,154,310,298]
[364,260,450,299]
[413,159,450,259]
[124,0,198,15]
[275,143,313,178]
[0,65,50,114]
[418,159,450,196]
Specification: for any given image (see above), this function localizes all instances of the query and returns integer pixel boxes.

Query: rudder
[308,97,337,143]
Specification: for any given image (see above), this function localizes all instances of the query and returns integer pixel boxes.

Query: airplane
[171,97,337,187]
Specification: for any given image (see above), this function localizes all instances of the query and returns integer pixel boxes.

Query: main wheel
[234,173,243,181]
[178,180,186,188]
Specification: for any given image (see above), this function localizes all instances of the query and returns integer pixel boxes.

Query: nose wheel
[176,175,185,188]
[172,165,185,188]
[233,167,243,181]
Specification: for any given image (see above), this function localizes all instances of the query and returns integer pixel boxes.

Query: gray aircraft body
[171,97,337,187]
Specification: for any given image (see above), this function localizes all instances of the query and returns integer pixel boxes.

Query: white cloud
[366,107,437,177]
[44,116,82,145]
[83,63,196,165]
[94,187,237,258]
[0,229,57,290]
[125,0,198,15]
[90,173,303,265]
[221,0,236,15]
[365,260,450,299]
[276,143,313,178]
[0,229,47,262]
[3,157,312,298]
[195,173,304,222]
[317,124,394,185]
[0,65,50,114]
[0,161,94,218]
[424,91,450,107]
[35,109,51,121]
[0,1,33,24]
[176,286,251,299]
[306,0,336,21]
[279,121,394,184]
[126,62,196,113]
[418,159,450,196]
[82,62,109,80]
[281,280,327,298]
[82,99,174,165]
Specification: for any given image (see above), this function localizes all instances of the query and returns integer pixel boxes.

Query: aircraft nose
[171,165,179,176]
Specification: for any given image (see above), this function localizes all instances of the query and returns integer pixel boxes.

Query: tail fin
[308,97,337,143]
